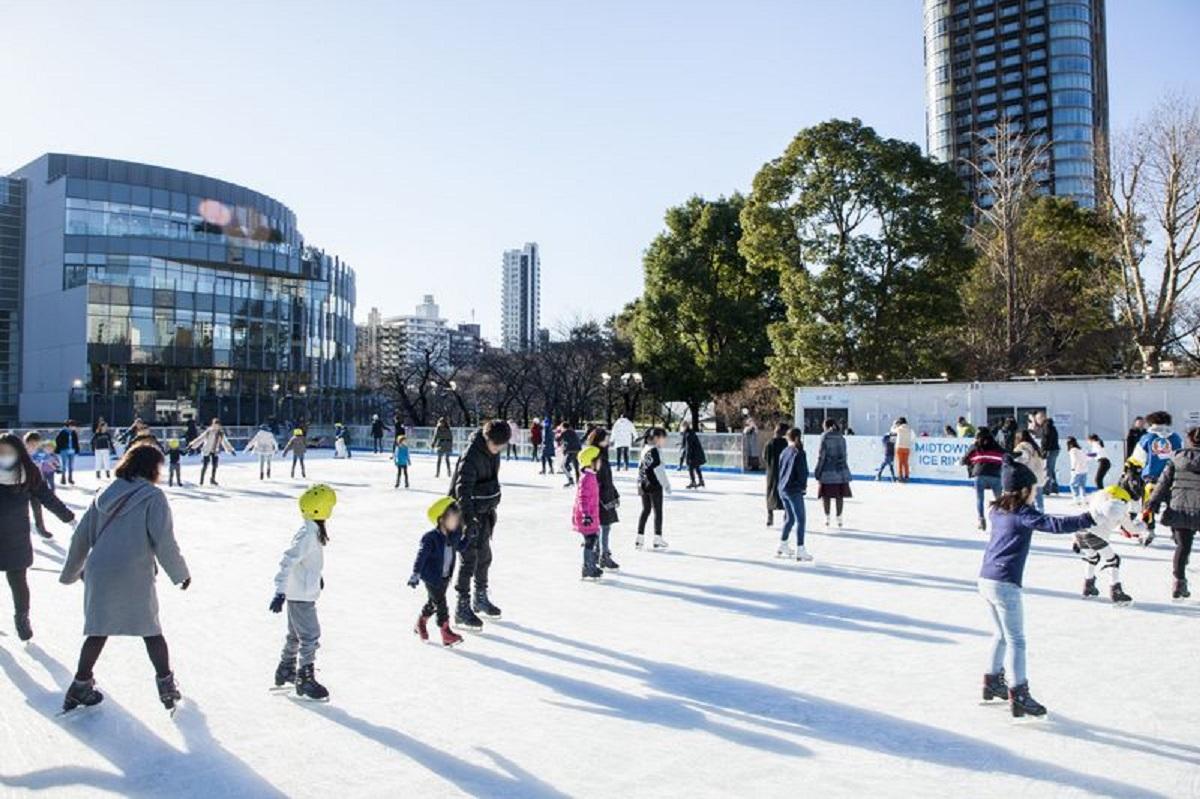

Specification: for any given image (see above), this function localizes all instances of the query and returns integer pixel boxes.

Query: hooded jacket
[60,478,188,636]
[450,431,502,520]
[595,450,620,525]
[572,469,600,534]
[1148,447,1200,530]
[274,520,325,602]
[412,527,467,585]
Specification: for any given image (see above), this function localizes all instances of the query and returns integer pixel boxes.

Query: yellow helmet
[1103,485,1132,503]
[1125,455,1144,468]
[167,438,180,449]
[427,496,460,525]
[299,484,337,520]
[578,446,601,469]
[292,428,304,436]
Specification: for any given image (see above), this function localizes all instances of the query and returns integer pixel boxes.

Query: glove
[582,515,594,526]
[407,574,420,589]
[269,594,285,613]
[179,578,191,591]
[320,577,325,590]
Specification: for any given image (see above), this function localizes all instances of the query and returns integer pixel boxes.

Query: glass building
[923,0,1109,207]
[4,154,357,425]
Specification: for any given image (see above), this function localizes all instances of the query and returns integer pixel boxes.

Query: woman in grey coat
[814,418,853,529]
[59,444,191,713]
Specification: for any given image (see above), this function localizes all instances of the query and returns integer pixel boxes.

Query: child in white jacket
[1074,485,1144,604]
[270,484,336,700]
[244,426,279,480]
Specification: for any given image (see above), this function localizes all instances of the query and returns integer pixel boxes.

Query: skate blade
[56,703,101,719]
[1112,600,1133,608]
[1010,713,1049,724]
[268,685,294,693]
[288,694,331,703]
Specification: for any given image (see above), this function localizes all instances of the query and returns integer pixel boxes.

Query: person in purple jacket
[977,457,1104,718]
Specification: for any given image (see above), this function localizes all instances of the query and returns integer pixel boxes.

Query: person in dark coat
[813,419,852,528]
[557,422,582,486]
[184,417,200,456]
[370,415,389,454]
[1125,417,1146,461]
[433,418,454,478]
[588,427,621,569]
[1147,427,1200,599]
[762,423,789,526]
[962,427,1007,531]
[680,421,707,489]
[0,433,75,641]
[449,420,511,630]
[55,421,82,485]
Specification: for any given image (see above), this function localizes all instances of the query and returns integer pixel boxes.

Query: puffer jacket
[596,450,620,525]
[244,429,279,455]
[450,431,502,520]
[273,520,324,602]
[572,470,600,534]
[1148,448,1200,530]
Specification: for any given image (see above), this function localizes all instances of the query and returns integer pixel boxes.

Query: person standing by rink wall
[433,417,454,478]
[891,417,913,482]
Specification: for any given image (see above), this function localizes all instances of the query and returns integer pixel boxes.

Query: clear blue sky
[3,1,1196,341]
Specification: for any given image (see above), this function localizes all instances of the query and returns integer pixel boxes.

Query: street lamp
[72,378,83,389]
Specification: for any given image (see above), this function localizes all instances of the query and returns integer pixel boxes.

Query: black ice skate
[455,594,484,630]
[581,565,603,581]
[1009,683,1047,718]
[982,671,1009,702]
[473,589,502,619]
[14,614,32,642]
[1173,578,1190,600]
[600,553,620,570]
[62,679,103,713]
[156,671,182,711]
[274,659,297,687]
[36,528,52,540]
[1082,577,1099,598]
[295,664,329,701]
[1110,583,1132,605]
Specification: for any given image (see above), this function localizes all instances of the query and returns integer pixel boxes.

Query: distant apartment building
[501,242,540,352]
[449,322,484,367]
[355,307,404,389]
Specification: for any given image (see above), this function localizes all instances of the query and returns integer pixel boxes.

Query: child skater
[1073,485,1142,604]
[282,428,307,478]
[393,435,411,489]
[166,439,183,486]
[407,497,466,646]
[1067,437,1089,505]
[23,432,56,539]
[270,484,336,700]
[977,458,1105,718]
[587,427,621,570]
[573,446,603,579]
[244,424,279,480]
[636,427,671,550]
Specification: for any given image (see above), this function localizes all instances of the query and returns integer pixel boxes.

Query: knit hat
[1000,457,1037,493]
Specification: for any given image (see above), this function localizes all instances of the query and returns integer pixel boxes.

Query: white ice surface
[1,451,1197,798]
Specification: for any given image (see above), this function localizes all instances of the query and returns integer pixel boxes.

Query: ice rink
[1,449,1197,798]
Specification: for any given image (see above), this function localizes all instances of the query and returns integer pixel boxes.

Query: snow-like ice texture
[1,450,1198,799]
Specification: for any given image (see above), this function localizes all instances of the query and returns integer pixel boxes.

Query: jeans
[974,475,1002,519]
[60,452,76,483]
[436,453,453,477]
[1044,449,1061,494]
[1033,486,1044,512]
[875,456,895,481]
[1094,458,1110,489]
[615,446,630,470]
[600,523,611,555]
[281,600,321,668]
[978,578,1026,685]
[780,491,806,545]
[562,452,580,482]
[1070,472,1087,502]
[168,462,182,486]
[372,435,384,454]
[291,452,306,477]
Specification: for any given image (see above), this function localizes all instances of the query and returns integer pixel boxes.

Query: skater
[1067,437,1089,505]
[776,428,812,561]
[1031,412,1061,495]
[27,436,61,540]
[166,439,183,486]
[763,422,789,525]
[977,457,1100,718]
[370,414,388,454]
[282,428,307,478]
[333,422,352,459]
[636,427,671,550]
[393,434,411,488]
[407,497,467,646]
[92,421,114,479]
[450,420,511,630]
[1074,485,1142,604]
[558,421,582,487]
[813,419,852,529]
[611,414,637,471]
[1087,434,1111,489]
[961,428,1006,531]
[995,416,1019,453]
[680,421,707,489]
[1012,431,1047,512]
[433,417,454,477]
[54,420,81,486]
[1146,426,1200,600]
[956,417,977,438]
[539,426,556,475]
[875,430,897,482]
[529,420,543,463]
[1125,416,1146,460]
[244,424,279,480]
[892,417,914,481]
[269,484,337,700]
[505,419,519,461]
[188,418,234,486]
[59,444,190,713]
[587,427,621,570]
[573,446,604,579]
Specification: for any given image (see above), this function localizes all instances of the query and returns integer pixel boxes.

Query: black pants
[541,452,554,473]
[1094,458,1111,488]
[373,435,384,454]
[422,580,451,625]
[638,489,663,537]
[436,453,453,477]
[168,462,181,485]
[30,498,46,533]
[1173,528,1196,580]
[506,444,515,461]
[6,569,30,617]
[394,465,409,487]
[821,496,845,516]
[291,453,306,477]
[75,634,171,681]
[616,446,630,470]
[456,513,495,596]
[563,452,580,481]
[688,465,704,486]
[200,454,220,484]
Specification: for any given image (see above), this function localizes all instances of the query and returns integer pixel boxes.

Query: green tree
[632,194,781,427]
[739,118,972,393]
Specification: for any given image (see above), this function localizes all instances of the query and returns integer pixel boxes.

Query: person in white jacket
[891,418,914,482]
[270,484,336,701]
[244,425,279,480]
[187,418,235,486]
[610,415,638,471]
[1074,485,1143,604]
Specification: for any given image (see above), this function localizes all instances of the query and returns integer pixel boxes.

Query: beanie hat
[1000,456,1037,493]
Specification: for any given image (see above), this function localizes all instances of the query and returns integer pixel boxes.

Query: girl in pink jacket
[574,447,603,580]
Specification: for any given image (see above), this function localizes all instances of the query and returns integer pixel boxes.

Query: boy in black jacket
[408,497,467,646]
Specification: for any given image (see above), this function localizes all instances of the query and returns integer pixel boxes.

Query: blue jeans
[780,491,806,545]
[60,452,76,482]
[978,578,1026,685]
[875,456,895,481]
[973,475,1002,519]
[1033,486,1044,512]
[1070,472,1087,502]
[1044,449,1060,494]
[600,523,611,555]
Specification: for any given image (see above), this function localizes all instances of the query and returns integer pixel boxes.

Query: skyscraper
[501,242,540,353]
[923,0,1108,208]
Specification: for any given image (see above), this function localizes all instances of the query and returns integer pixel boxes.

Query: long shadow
[0,643,285,797]
[500,482,556,491]
[492,624,1168,798]
[830,528,1161,564]
[298,702,571,798]
[1032,712,1200,767]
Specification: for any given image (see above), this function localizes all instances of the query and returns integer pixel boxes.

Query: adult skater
[92,421,114,479]
[1146,426,1200,599]
[763,422,789,525]
[188,418,234,486]
[995,416,1019,453]
[1030,412,1060,495]
[450,420,511,630]
[1067,437,1089,505]
[505,419,519,461]
[184,417,200,450]
[892,417,914,482]
[1132,411,1183,485]
[370,414,389,454]
[1125,416,1146,460]
[1087,434,1111,489]
[407,497,466,647]
[680,421,707,489]
[0,433,74,640]
[1012,430,1047,511]
[558,421,582,487]
[962,428,1006,531]
[529,420,543,464]
[270,484,336,700]
[540,426,556,475]
[587,427,621,569]
[1074,485,1140,604]
[813,419,852,529]
[776,428,811,561]
[59,444,190,713]
[956,417,977,438]
[611,414,637,471]
[977,458,1100,718]
[433,417,454,478]
[636,427,671,550]
[282,428,307,478]
[244,424,279,480]
[55,420,81,486]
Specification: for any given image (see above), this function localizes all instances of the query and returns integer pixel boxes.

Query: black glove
[320,577,325,590]
[269,594,285,613]
[180,577,191,591]
[583,514,594,526]
[407,574,420,589]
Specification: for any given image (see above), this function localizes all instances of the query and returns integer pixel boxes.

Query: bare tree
[1102,95,1200,370]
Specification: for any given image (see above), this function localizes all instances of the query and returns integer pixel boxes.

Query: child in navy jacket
[408,497,467,646]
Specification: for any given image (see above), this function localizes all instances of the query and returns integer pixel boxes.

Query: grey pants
[281,600,321,667]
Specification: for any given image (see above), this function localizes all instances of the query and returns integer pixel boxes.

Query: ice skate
[295,664,329,701]
[836,516,843,529]
[977,517,987,532]
[600,553,620,570]
[824,515,831,529]
[61,679,103,713]
[1082,577,1099,598]
[634,534,645,550]
[776,542,795,559]
[982,671,1009,702]
[14,613,32,642]
[1110,583,1132,605]
[274,659,297,688]
[1009,683,1047,718]
[439,622,463,647]
[794,545,814,562]
[455,594,484,631]
[156,671,182,712]
[1173,578,1190,600]
[473,589,502,619]
[414,613,431,641]
[652,535,669,550]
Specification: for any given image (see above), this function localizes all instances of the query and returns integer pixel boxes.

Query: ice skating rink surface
[1,450,1197,798]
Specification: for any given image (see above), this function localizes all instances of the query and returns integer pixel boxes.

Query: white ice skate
[836,516,844,529]
[652,535,670,550]
[776,542,795,559]
[634,534,644,550]
[824,516,831,529]
[794,545,814,562]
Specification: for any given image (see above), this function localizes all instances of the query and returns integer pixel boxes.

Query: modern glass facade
[923,0,1108,208]
[5,154,357,424]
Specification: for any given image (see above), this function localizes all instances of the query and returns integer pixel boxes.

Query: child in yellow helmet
[1074,485,1145,604]
[166,439,183,487]
[281,428,307,478]
[574,446,603,580]
[407,497,466,646]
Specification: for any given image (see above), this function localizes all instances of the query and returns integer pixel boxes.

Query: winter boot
[776,542,795,559]
[977,517,987,532]
[982,671,1009,702]
[62,678,103,712]
[600,552,620,570]
[455,594,484,630]
[439,622,463,647]
[414,613,431,641]
[1173,578,1190,600]
[156,671,182,710]
[473,589,502,619]
[634,534,645,550]
[1082,577,1099,598]
[1110,583,1132,605]
[274,659,297,687]
[1009,683,1047,718]
[295,664,329,700]
[794,545,814,562]
[652,535,669,550]
[14,614,32,642]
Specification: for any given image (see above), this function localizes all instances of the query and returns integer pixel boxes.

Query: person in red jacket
[573,446,602,580]
[529,421,543,463]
